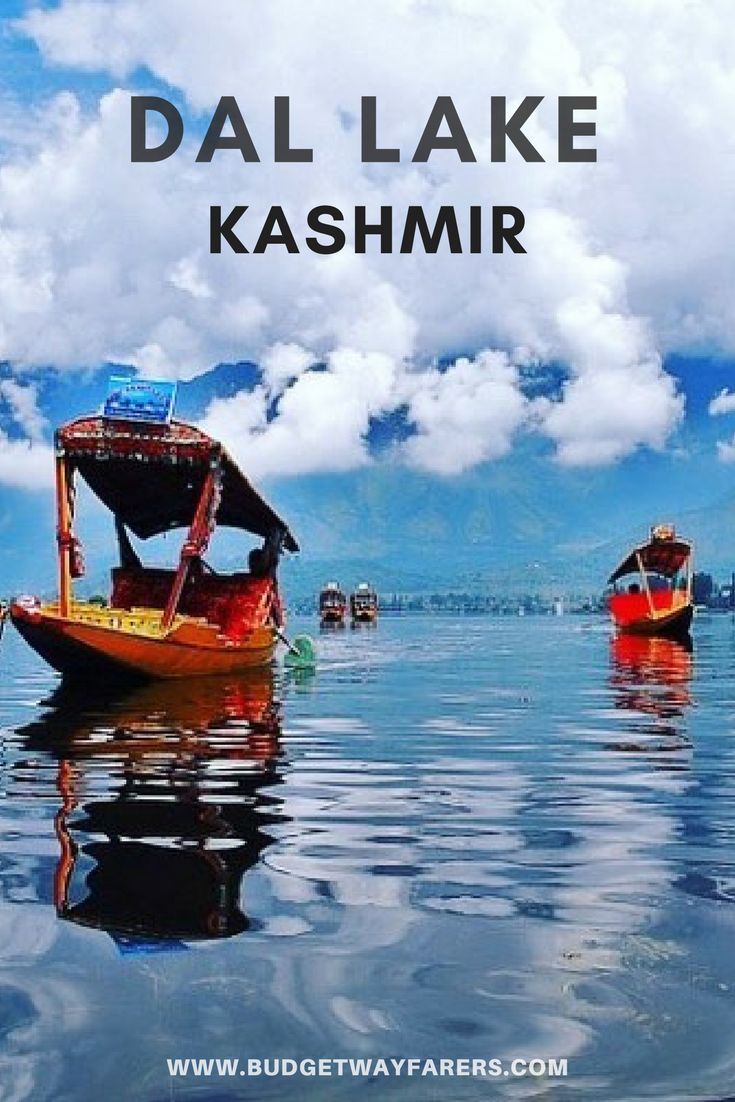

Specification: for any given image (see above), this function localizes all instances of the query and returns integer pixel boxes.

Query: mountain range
[1,357,734,600]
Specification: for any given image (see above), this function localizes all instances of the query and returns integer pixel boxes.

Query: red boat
[10,414,298,680]
[607,524,694,639]
[319,582,347,626]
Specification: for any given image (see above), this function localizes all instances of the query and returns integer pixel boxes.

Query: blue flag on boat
[104,375,177,425]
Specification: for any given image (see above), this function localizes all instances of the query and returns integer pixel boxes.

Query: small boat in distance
[350,582,378,624]
[607,524,694,640]
[10,405,298,680]
[319,583,347,626]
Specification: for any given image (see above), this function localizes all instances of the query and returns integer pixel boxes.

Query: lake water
[1,613,735,1101]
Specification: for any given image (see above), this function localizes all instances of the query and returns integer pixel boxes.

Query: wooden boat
[319,582,347,626]
[10,414,298,680]
[607,524,693,639]
[350,582,378,624]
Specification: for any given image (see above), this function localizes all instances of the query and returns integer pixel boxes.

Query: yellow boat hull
[11,600,276,680]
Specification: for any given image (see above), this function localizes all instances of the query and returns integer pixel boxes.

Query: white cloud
[168,256,213,300]
[401,351,528,475]
[202,347,401,478]
[717,436,735,463]
[0,381,53,488]
[0,435,53,489]
[709,388,735,416]
[541,362,684,466]
[4,0,734,472]
[0,380,48,441]
[261,342,315,394]
[708,388,735,463]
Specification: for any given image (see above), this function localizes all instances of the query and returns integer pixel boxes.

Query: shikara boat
[607,524,693,640]
[10,413,298,680]
[350,582,378,624]
[319,582,347,626]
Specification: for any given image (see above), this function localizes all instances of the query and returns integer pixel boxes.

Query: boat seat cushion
[111,567,275,640]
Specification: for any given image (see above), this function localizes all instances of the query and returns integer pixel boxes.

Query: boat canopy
[607,536,691,585]
[57,416,298,550]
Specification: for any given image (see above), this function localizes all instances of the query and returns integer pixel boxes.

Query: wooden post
[55,451,73,618]
[161,463,219,631]
[636,551,655,617]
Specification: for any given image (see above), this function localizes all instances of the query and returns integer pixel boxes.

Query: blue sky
[0,3,109,115]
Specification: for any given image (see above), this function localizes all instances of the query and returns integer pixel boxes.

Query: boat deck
[37,601,213,640]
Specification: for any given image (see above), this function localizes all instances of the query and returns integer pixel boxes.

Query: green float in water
[281,632,317,670]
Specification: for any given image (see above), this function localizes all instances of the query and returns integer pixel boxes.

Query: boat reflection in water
[607,633,693,756]
[19,671,286,946]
